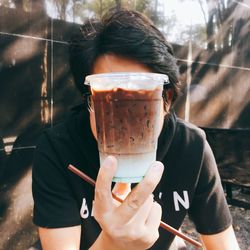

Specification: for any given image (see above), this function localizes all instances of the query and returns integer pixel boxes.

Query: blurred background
[0,0,249,249]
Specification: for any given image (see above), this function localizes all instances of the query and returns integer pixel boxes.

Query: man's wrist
[89,231,117,250]
[89,231,147,250]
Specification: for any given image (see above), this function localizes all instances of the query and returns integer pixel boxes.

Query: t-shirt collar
[157,110,177,161]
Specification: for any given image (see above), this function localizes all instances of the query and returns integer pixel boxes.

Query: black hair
[69,8,180,105]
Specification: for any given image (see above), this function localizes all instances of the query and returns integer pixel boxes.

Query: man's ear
[163,88,173,113]
[166,89,174,103]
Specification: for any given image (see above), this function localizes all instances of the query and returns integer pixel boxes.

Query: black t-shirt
[32,105,232,249]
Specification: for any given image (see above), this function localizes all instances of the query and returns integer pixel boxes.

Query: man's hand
[91,156,164,250]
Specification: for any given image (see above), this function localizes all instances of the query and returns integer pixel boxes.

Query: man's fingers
[145,201,162,229]
[95,156,117,211]
[131,194,154,224]
[143,202,162,246]
[117,161,164,221]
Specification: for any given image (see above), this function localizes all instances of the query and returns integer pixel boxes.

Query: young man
[32,9,239,250]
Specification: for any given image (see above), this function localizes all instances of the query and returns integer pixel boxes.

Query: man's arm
[201,225,240,250]
[39,225,81,250]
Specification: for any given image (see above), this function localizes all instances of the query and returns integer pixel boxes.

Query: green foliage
[122,0,150,13]
[0,0,13,7]
[5,0,232,50]
[86,0,117,18]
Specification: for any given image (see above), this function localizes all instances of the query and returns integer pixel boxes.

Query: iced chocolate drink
[85,73,168,183]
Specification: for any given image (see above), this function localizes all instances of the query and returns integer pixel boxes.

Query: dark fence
[203,127,250,208]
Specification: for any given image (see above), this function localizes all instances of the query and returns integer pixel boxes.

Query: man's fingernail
[102,155,116,168]
[152,161,164,172]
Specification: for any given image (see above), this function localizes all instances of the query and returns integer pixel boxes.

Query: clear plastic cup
[85,72,169,183]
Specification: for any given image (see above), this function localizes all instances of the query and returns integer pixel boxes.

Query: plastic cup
[85,72,169,183]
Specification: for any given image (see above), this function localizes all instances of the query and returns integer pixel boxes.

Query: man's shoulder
[38,105,85,144]
[34,123,69,156]
[168,116,207,159]
[44,121,69,139]
[36,113,80,149]
[175,117,206,142]
[38,119,66,141]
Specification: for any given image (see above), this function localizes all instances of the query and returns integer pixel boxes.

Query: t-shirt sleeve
[32,132,81,228]
[188,140,232,235]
